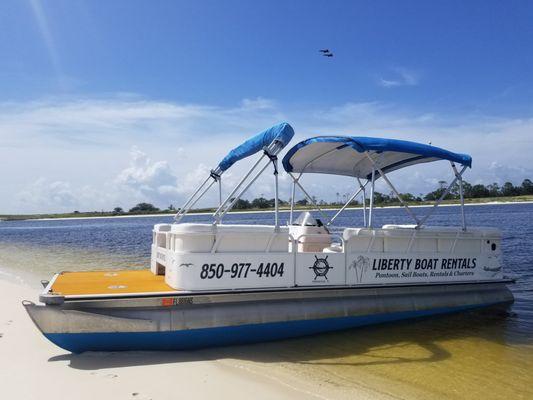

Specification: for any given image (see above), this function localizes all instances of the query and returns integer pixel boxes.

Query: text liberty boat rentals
[24,123,514,353]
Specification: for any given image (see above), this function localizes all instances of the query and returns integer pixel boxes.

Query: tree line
[109,179,533,214]
[421,178,533,201]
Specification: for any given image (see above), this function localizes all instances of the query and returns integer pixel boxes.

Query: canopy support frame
[365,153,421,225]
[274,159,279,228]
[264,150,280,229]
[327,180,369,227]
[213,154,266,222]
[289,179,296,224]
[369,168,376,228]
[451,162,467,231]
[357,178,367,227]
[416,164,468,228]
[283,136,472,230]
[176,123,293,225]
[288,173,331,224]
[175,169,221,222]
[218,177,222,206]
[213,140,285,225]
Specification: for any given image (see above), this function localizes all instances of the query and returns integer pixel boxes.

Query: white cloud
[240,97,276,110]
[1,95,532,213]
[17,178,77,211]
[116,147,179,200]
[0,96,285,150]
[479,162,533,185]
[378,67,420,88]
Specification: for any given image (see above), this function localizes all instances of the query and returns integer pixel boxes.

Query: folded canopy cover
[217,122,295,171]
[282,136,472,179]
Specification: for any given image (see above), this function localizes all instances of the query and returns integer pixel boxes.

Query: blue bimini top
[218,122,295,172]
[282,136,472,179]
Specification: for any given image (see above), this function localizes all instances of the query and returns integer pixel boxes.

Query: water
[0,203,532,399]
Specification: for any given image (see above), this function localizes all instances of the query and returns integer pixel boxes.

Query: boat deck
[49,269,176,296]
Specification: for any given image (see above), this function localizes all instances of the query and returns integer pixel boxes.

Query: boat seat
[380,225,501,253]
[343,228,384,252]
[170,223,216,252]
[169,223,289,253]
[215,225,289,252]
[342,225,501,254]
[154,223,172,232]
[153,224,172,250]
[170,223,216,234]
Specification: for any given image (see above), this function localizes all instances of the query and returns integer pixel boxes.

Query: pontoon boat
[24,123,514,353]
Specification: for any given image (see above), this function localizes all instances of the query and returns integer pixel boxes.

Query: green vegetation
[128,202,160,213]
[1,180,532,221]
[224,178,533,209]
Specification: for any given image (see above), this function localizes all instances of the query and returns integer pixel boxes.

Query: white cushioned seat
[154,223,172,232]
[170,223,215,252]
[171,223,216,234]
[342,225,500,254]
[169,223,289,253]
[215,225,289,253]
[343,228,384,252]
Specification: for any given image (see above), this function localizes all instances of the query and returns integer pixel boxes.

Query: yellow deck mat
[50,269,176,296]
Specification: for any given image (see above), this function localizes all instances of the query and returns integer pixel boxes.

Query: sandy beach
[0,278,390,400]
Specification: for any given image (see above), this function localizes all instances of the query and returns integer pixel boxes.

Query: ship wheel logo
[309,255,332,281]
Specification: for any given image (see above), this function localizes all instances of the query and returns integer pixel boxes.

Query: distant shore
[1,195,532,222]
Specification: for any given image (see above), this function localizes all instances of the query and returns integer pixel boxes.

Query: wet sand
[226,310,533,400]
[1,279,384,400]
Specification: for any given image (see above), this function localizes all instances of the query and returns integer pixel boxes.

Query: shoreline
[0,276,387,400]
[6,199,533,222]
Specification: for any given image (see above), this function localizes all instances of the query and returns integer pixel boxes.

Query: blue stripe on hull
[45,303,499,353]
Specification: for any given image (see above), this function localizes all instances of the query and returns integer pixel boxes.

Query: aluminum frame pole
[218,178,222,206]
[451,163,467,231]
[376,167,420,224]
[327,182,367,226]
[274,158,279,229]
[178,179,216,220]
[213,141,284,224]
[213,140,283,221]
[357,178,367,227]
[289,173,330,223]
[289,179,296,224]
[364,153,420,225]
[369,168,375,228]
[175,174,212,221]
[213,153,267,219]
[216,159,272,223]
[417,164,468,227]
[458,176,466,231]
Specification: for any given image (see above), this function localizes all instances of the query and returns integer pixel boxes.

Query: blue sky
[1,1,533,213]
